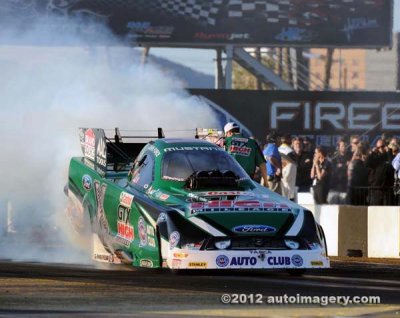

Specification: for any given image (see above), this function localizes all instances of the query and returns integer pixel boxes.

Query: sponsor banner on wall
[190,89,400,149]
[0,0,392,47]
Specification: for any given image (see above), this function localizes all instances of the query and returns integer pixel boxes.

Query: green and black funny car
[65,128,329,272]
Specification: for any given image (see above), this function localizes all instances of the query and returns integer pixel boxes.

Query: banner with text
[0,0,392,47]
[190,89,400,148]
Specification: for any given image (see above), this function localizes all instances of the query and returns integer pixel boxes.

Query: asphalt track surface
[0,260,399,317]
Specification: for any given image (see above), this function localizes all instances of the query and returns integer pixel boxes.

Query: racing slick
[224,122,268,185]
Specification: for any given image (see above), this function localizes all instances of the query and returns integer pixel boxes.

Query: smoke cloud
[0,15,218,264]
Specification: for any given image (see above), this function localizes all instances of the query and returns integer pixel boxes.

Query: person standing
[292,137,313,192]
[311,146,331,204]
[223,122,268,186]
[391,145,400,205]
[348,151,369,205]
[281,153,297,201]
[263,131,282,194]
[366,138,395,205]
[329,139,351,203]
[350,135,361,154]
[278,134,293,155]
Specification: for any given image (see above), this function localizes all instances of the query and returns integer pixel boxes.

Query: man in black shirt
[366,138,395,205]
[348,151,368,205]
[292,137,313,192]
[331,140,351,193]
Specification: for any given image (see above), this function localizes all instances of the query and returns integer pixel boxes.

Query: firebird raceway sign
[0,0,392,47]
[190,90,400,149]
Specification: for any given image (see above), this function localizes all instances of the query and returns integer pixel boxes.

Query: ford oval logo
[232,225,276,233]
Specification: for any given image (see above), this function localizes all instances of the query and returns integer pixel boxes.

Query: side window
[132,152,155,188]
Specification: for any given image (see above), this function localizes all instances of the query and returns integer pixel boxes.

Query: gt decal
[115,204,133,246]
[118,205,131,223]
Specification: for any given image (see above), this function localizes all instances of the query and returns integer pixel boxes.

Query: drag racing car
[65,128,329,273]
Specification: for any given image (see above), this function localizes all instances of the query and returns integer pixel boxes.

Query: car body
[65,128,329,271]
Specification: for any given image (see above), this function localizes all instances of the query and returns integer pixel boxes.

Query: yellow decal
[188,262,207,268]
[311,261,324,266]
[173,252,188,259]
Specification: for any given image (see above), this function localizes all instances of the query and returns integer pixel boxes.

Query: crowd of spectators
[261,133,400,206]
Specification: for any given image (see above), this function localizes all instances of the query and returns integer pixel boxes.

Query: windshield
[162,150,249,181]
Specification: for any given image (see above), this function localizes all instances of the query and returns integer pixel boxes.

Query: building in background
[365,33,398,91]
[309,33,398,91]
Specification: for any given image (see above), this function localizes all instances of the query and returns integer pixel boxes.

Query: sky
[151,2,400,77]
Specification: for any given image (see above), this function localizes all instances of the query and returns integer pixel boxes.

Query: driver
[223,122,268,187]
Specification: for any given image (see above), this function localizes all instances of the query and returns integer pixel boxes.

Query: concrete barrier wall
[303,204,400,258]
[368,206,400,258]
[338,206,368,257]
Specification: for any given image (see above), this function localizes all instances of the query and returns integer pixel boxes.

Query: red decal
[85,129,95,147]
[229,145,251,155]
[263,202,275,208]
[220,200,233,208]
[234,200,261,208]
[117,221,134,241]
[191,202,204,209]
[207,201,220,208]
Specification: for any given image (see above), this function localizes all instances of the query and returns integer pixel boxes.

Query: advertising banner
[0,0,392,47]
[190,89,400,148]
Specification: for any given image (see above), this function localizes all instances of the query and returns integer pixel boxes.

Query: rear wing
[79,127,164,173]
